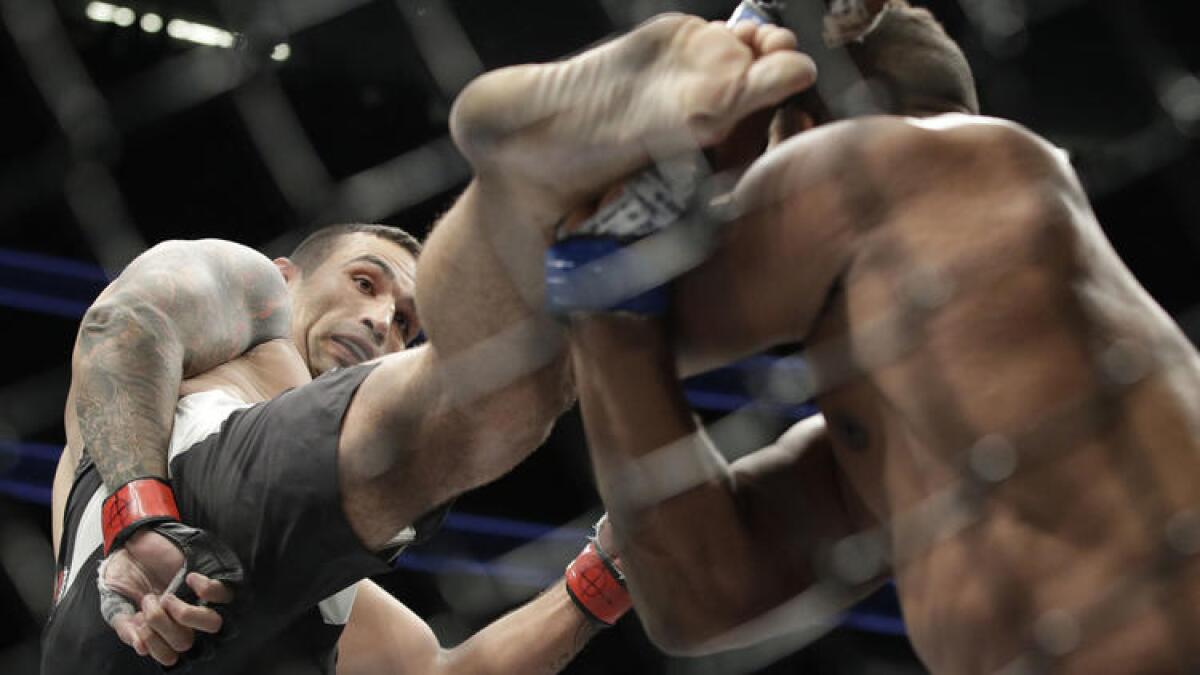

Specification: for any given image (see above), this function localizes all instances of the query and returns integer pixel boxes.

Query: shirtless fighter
[43,224,609,675]
[454,1,1200,673]
[42,12,816,673]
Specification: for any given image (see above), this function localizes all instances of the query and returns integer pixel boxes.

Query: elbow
[78,299,152,349]
[638,597,749,657]
[642,616,714,657]
[623,530,811,656]
[78,300,131,340]
[80,296,171,337]
[641,593,800,657]
[631,566,778,657]
[75,298,180,366]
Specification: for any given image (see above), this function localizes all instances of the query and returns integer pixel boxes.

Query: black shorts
[43,362,393,675]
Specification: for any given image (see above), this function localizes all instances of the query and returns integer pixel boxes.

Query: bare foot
[451,14,816,218]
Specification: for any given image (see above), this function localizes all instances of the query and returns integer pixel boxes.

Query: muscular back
[842,122,1200,673]
[672,113,1200,672]
[825,117,1196,672]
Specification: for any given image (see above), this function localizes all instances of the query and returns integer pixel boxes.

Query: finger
[729,19,757,44]
[111,614,147,656]
[755,25,798,54]
[163,593,224,634]
[186,572,234,604]
[142,593,195,654]
[737,50,818,116]
[135,620,180,667]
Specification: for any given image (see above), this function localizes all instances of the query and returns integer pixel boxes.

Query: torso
[806,117,1200,673]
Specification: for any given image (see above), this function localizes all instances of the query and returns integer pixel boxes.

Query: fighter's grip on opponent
[93,474,241,667]
[103,530,234,666]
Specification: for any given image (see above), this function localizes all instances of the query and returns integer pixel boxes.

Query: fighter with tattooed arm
[46,226,614,675]
[43,11,816,674]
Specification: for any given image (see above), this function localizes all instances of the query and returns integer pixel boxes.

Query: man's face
[282,232,420,376]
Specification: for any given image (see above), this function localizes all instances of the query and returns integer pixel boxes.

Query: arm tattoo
[73,241,289,491]
[76,302,183,488]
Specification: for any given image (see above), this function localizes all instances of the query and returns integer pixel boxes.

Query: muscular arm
[564,119,927,651]
[571,116,1079,652]
[70,239,290,492]
[570,317,868,654]
[336,579,600,675]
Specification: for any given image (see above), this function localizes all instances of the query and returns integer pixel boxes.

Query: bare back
[764,115,1200,673]
[661,112,1200,672]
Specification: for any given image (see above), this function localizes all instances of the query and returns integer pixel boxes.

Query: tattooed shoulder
[82,239,291,376]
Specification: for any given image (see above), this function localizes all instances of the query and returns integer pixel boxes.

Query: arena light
[166,18,237,49]
[86,3,264,56]
[111,6,135,26]
[139,12,163,33]
[85,2,137,27]
[1161,73,1200,128]
[270,43,290,62]
[84,1,119,23]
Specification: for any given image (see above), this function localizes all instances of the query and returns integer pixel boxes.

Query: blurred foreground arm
[336,574,607,675]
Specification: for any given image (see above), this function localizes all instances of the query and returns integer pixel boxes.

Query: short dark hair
[787,0,978,123]
[289,223,422,272]
[846,2,979,115]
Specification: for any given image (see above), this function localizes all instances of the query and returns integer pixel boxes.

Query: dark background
[1,0,1198,673]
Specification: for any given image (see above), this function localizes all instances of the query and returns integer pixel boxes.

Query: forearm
[568,315,773,649]
[438,583,600,675]
[73,300,185,489]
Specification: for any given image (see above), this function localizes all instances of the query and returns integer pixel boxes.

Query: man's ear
[274,257,299,284]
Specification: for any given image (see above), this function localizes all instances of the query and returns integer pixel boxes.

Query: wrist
[564,539,631,627]
[567,315,673,362]
[102,477,180,554]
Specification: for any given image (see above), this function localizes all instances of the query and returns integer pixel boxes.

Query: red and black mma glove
[100,477,245,669]
[102,477,180,554]
[564,527,631,627]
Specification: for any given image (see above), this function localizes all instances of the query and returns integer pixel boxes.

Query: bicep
[337,580,442,675]
[80,239,289,376]
[729,415,863,584]
[642,415,873,652]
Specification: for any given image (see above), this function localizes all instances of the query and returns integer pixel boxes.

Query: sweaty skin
[565,112,1200,674]
[440,11,1200,672]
